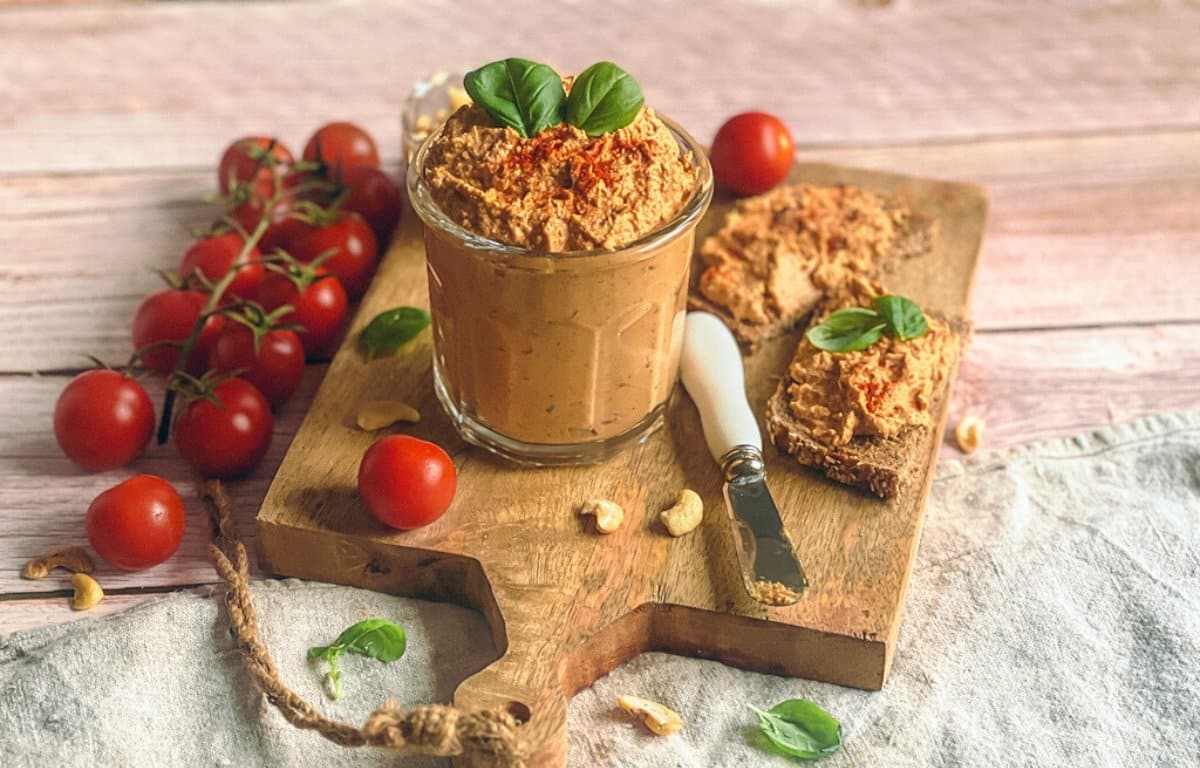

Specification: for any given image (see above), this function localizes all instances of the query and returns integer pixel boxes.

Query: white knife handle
[679,312,763,463]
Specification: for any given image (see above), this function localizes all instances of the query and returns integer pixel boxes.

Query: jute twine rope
[199,479,526,768]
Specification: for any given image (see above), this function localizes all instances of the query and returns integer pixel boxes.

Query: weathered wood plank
[1,2,1197,174]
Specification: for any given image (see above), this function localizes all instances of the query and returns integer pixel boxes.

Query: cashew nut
[355,400,421,431]
[617,694,683,735]
[578,499,624,534]
[660,489,703,536]
[70,572,104,611]
[955,415,985,454]
[21,546,94,580]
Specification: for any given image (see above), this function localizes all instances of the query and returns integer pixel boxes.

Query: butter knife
[679,312,808,606]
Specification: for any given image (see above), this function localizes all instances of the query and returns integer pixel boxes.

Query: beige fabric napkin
[3,411,1198,767]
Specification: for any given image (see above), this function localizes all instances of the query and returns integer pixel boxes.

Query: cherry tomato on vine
[54,369,155,471]
[86,475,185,571]
[210,325,305,410]
[358,436,457,530]
[218,136,293,198]
[174,378,273,479]
[132,289,224,375]
[709,112,795,196]
[302,122,379,173]
[232,192,296,252]
[338,165,403,247]
[257,265,348,359]
[289,211,378,298]
[179,233,264,301]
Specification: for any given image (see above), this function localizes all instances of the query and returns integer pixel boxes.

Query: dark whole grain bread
[765,317,971,499]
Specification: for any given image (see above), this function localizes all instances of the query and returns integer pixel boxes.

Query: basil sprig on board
[359,306,431,359]
[463,58,566,138]
[806,295,929,353]
[750,699,842,760]
[308,618,407,700]
[565,61,645,136]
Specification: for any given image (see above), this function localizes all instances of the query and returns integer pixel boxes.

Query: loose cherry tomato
[338,165,403,247]
[174,378,273,478]
[132,289,224,375]
[303,122,379,173]
[257,265,348,359]
[709,112,795,196]
[218,136,293,198]
[54,369,155,471]
[210,324,305,410]
[179,233,264,301]
[289,211,378,298]
[86,475,185,571]
[358,436,457,530]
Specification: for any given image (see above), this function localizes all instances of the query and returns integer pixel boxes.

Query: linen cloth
[2,412,1198,767]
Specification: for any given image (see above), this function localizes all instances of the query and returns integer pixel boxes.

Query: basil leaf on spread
[565,61,645,136]
[806,307,887,352]
[750,699,842,760]
[308,618,407,700]
[806,296,930,353]
[463,58,566,138]
[360,306,431,359]
[873,294,929,341]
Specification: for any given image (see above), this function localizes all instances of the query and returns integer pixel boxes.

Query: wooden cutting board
[257,162,986,766]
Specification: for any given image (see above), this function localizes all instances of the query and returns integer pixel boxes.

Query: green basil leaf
[750,700,842,760]
[806,307,886,352]
[334,618,407,663]
[873,294,929,341]
[306,644,342,662]
[565,61,645,136]
[463,58,566,138]
[360,306,431,359]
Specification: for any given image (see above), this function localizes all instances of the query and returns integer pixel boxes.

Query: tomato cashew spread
[697,184,918,326]
[423,99,698,251]
[787,278,960,446]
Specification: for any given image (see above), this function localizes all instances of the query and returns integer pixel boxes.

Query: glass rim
[406,112,714,260]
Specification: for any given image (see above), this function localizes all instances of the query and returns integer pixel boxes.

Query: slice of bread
[766,315,971,499]
[688,185,936,350]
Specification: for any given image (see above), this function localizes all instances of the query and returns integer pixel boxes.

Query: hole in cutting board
[504,700,532,724]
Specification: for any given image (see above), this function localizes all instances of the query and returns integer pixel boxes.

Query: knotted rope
[199,479,526,768]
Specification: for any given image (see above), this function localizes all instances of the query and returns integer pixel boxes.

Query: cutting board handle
[679,312,763,462]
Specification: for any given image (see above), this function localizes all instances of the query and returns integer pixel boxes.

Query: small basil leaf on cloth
[750,699,842,760]
[307,619,406,700]
[360,306,431,359]
[565,61,645,136]
[873,294,929,341]
[463,58,566,138]
[805,307,887,352]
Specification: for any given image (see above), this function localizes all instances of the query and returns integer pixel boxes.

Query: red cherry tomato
[179,233,264,301]
[290,211,378,298]
[303,122,380,173]
[257,266,348,359]
[338,165,403,247]
[709,112,795,196]
[231,191,296,253]
[86,475,185,571]
[54,369,155,471]
[174,378,273,479]
[132,289,224,375]
[218,136,293,198]
[358,436,457,530]
[210,325,305,410]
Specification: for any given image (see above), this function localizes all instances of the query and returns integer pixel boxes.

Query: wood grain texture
[1,2,1198,174]
[4,132,1197,372]
[253,163,983,764]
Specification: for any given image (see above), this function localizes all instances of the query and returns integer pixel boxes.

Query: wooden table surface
[1,1,1198,636]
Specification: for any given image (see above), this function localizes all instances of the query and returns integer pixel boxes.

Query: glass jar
[406,116,713,465]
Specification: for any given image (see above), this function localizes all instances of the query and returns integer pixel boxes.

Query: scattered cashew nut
[70,573,104,611]
[21,546,94,580]
[955,415,985,454]
[660,489,703,537]
[578,499,624,534]
[355,400,421,431]
[617,694,683,735]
